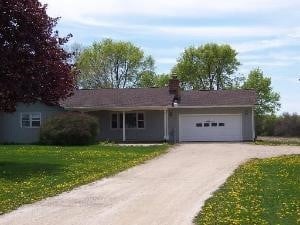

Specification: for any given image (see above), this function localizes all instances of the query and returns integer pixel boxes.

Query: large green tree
[243,68,280,116]
[243,68,280,135]
[76,38,154,89]
[172,43,240,90]
[137,73,170,88]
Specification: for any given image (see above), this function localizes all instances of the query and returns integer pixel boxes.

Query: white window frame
[20,112,42,128]
[110,112,145,129]
[136,112,145,129]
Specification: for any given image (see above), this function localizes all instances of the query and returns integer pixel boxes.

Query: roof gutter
[63,106,168,112]
[62,104,255,111]
[167,104,255,109]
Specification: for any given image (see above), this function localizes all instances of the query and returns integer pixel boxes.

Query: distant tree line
[258,113,300,137]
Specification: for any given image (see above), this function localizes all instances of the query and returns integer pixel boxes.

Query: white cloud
[242,61,292,67]
[288,27,300,38]
[240,52,300,62]
[40,0,300,40]
[238,48,300,70]
[232,35,300,53]
[58,17,292,39]
[154,26,286,38]
[41,0,300,19]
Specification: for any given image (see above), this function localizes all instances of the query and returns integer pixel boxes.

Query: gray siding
[0,102,63,143]
[88,110,165,142]
[168,107,254,142]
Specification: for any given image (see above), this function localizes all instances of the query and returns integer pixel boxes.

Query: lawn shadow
[0,161,63,181]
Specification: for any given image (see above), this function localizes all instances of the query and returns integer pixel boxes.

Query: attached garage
[179,114,243,142]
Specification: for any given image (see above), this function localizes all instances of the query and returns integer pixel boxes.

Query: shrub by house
[40,112,99,145]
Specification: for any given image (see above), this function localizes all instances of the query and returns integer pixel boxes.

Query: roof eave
[62,105,169,112]
[167,104,255,109]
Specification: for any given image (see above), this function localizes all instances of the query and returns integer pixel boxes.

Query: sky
[41,0,300,114]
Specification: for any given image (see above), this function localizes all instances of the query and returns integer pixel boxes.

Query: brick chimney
[169,74,181,101]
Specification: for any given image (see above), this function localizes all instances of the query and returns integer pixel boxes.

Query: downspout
[252,107,255,141]
[164,109,169,141]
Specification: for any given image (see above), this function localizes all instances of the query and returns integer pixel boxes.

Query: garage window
[204,123,210,127]
[219,123,225,127]
[196,123,202,127]
[211,123,217,127]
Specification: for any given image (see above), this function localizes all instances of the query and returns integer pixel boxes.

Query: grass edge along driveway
[0,144,168,215]
[195,154,300,225]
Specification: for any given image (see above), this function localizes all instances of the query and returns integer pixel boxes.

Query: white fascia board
[63,106,168,111]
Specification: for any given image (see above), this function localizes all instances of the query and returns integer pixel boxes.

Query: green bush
[256,114,278,136]
[274,113,300,137]
[40,112,99,145]
[256,113,300,137]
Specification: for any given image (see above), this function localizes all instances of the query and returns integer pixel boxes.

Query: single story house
[0,77,256,143]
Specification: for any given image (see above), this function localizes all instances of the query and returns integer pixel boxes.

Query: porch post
[164,109,169,141]
[122,111,126,142]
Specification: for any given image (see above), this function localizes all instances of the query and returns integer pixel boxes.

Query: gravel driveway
[1,143,300,225]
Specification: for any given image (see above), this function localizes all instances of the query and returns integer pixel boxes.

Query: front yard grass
[195,155,300,225]
[0,144,168,214]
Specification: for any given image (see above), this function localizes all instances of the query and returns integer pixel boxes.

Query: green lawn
[195,155,300,225]
[0,144,168,214]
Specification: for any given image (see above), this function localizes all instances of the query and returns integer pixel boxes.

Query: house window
[112,112,145,129]
[125,113,137,128]
[111,113,118,129]
[21,113,41,128]
[137,113,145,128]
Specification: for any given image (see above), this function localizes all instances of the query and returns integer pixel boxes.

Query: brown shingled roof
[60,88,256,109]
[60,87,173,108]
[180,89,256,106]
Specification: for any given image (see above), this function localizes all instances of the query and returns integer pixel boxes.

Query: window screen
[117,112,144,129]
[111,113,118,128]
[137,113,145,128]
[21,114,30,128]
[126,113,137,128]
[21,113,41,128]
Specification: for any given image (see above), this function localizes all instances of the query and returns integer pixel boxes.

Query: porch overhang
[63,106,168,112]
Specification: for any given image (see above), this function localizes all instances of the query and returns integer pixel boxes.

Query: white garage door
[179,114,242,142]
